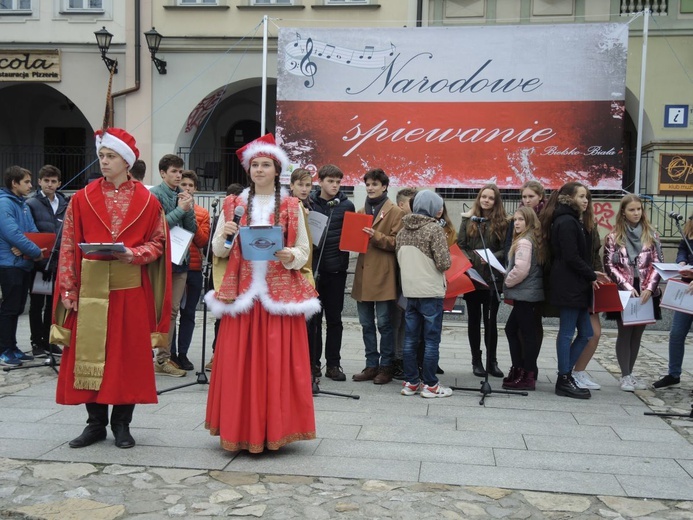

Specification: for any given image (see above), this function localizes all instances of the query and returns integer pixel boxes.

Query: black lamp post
[144,27,167,75]
[94,26,118,74]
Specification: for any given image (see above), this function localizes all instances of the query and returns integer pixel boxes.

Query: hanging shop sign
[0,50,61,83]
[658,153,693,195]
[276,24,628,189]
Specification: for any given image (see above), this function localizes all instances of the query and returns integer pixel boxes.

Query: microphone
[470,216,488,223]
[224,206,245,249]
[327,199,341,208]
[669,211,684,221]
[211,197,220,209]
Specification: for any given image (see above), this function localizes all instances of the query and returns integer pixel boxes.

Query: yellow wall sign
[658,153,693,195]
[0,50,61,82]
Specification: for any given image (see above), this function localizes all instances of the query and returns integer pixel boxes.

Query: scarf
[364,192,388,217]
[625,222,643,275]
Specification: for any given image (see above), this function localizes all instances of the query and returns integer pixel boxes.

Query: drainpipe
[112,0,141,100]
[416,0,423,27]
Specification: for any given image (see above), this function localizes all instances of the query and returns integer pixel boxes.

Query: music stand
[158,198,219,395]
[311,200,359,400]
[3,221,64,376]
[450,219,528,405]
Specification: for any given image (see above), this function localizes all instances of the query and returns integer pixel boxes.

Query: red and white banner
[276,24,628,189]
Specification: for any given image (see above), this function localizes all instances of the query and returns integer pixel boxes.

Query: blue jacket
[0,187,41,271]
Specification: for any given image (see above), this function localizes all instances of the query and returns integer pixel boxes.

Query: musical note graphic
[285,37,397,87]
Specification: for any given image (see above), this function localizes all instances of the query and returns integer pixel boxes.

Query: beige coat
[351,198,404,302]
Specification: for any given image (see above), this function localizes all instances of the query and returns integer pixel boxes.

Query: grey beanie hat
[413,190,444,218]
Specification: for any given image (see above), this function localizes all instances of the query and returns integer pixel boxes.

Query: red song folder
[339,212,373,254]
[445,244,475,299]
[24,232,56,259]
[592,282,623,313]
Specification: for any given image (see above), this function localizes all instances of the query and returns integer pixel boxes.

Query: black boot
[471,351,486,377]
[69,403,109,448]
[486,359,504,378]
[111,404,136,449]
[555,373,591,399]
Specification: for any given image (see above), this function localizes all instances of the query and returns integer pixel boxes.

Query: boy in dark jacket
[27,165,69,358]
[308,164,355,381]
[396,191,452,398]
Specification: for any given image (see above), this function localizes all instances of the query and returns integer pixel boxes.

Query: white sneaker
[573,371,601,390]
[421,383,452,398]
[630,375,647,390]
[401,381,423,396]
[620,375,635,392]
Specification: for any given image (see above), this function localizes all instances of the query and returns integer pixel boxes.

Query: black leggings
[505,300,540,373]
[464,289,500,358]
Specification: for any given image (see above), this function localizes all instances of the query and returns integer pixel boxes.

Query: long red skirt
[205,303,316,453]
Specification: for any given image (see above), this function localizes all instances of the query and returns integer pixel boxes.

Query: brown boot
[502,368,525,390]
[352,366,379,382]
[373,366,393,385]
[515,371,536,391]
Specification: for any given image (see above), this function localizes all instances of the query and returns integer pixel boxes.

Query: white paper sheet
[621,296,655,326]
[307,211,328,247]
[474,249,506,274]
[660,279,693,315]
[169,226,194,266]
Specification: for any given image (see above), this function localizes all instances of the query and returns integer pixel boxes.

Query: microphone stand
[311,200,359,400]
[158,198,219,395]
[451,220,527,405]
[5,219,65,375]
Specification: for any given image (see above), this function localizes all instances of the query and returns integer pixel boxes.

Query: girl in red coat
[205,134,320,453]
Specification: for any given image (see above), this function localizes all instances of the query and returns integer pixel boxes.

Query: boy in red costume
[53,128,171,449]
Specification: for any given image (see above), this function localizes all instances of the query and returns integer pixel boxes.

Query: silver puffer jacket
[603,233,662,294]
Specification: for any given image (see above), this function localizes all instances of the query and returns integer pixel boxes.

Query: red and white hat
[236,133,289,175]
[95,128,139,169]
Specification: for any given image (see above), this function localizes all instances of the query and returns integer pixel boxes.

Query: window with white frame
[178,0,218,5]
[64,0,103,10]
[324,0,369,4]
[0,0,32,10]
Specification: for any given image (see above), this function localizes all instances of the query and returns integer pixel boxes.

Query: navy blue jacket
[27,190,69,271]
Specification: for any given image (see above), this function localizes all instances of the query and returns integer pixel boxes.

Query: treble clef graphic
[300,37,318,88]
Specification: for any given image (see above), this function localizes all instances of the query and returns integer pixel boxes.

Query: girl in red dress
[205,134,320,453]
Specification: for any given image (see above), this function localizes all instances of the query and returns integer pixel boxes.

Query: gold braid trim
[205,424,316,454]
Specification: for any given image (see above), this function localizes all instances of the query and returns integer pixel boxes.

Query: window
[252,0,293,4]
[179,0,218,5]
[0,0,32,10]
[65,0,103,10]
[324,0,369,4]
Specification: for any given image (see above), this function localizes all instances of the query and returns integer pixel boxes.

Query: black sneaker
[177,354,195,371]
[652,374,680,389]
[325,366,347,381]
[392,360,405,381]
[46,344,63,356]
[31,345,48,359]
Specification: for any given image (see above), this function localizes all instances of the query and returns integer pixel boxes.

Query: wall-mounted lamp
[144,27,167,75]
[94,26,118,74]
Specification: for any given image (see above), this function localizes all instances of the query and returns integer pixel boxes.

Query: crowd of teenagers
[1,130,691,456]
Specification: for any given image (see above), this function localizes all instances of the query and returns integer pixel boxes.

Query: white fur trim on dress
[204,186,321,319]
[95,132,136,169]
[240,142,290,175]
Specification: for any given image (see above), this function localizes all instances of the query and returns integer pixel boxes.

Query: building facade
[0,0,691,200]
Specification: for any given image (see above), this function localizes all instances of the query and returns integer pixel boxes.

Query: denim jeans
[171,270,203,357]
[402,297,444,386]
[356,300,394,368]
[669,311,693,378]
[556,306,593,375]
[0,267,31,353]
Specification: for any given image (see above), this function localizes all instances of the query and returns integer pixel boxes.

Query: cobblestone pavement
[0,320,691,519]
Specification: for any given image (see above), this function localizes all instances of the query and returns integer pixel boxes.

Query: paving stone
[228,504,267,517]
[31,462,98,481]
[9,498,125,520]
[149,467,207,484]
[598,496,669,517]
[454,501,487,516]
[103,464,145,475]
[521,491,591,512]
[335,501,360,512]
[209,488,243,503]
[210,470,259,485]
[466,486,513,500]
